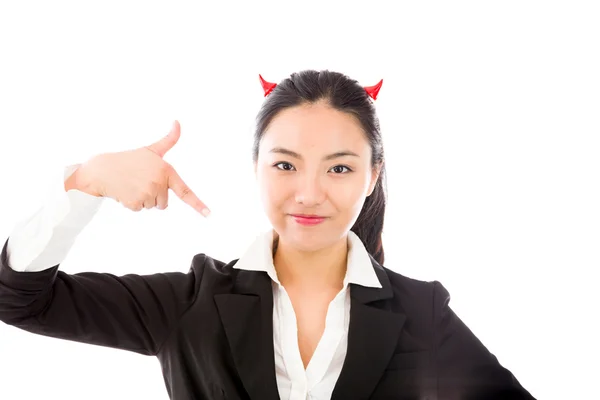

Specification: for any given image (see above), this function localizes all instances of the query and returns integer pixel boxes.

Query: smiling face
[254,101,381,253]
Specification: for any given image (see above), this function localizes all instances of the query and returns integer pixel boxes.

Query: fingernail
[201,208,211,217]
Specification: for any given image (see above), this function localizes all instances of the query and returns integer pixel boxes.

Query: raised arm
[0,120,210,355]
[0,239,206,355]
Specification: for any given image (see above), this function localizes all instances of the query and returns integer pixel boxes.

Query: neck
[273,233,348,291]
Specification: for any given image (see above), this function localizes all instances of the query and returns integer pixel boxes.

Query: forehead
[261,102,369,154]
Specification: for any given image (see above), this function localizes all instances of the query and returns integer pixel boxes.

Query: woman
[0,70,535,399]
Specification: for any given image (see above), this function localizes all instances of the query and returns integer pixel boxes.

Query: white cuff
[7,164,105,272]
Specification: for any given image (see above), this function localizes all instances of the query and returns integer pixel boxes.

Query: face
[254,101,381,253]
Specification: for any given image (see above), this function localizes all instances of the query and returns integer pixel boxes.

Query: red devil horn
[259,74,277,97]
[364,79,383,100]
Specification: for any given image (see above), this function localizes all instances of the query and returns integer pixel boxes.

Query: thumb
[146,120,181,158]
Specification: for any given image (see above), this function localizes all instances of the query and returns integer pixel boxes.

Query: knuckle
[180,186,191,197]
[127,200,143,211]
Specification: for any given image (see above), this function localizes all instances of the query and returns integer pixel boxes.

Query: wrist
[64,166,101,197]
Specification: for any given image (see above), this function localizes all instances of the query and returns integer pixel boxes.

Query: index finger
[167,168,211,217]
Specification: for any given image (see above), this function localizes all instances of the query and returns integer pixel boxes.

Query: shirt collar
[233,229,382,289]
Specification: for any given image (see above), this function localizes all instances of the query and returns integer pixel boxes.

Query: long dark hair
[252,70,387,265]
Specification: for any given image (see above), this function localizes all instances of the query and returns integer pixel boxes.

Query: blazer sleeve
[433,281,536,400]
[0,237,205,356]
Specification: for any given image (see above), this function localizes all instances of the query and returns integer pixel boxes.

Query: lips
[290,214,327,226]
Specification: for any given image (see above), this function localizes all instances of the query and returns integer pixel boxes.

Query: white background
[0,1,598,399]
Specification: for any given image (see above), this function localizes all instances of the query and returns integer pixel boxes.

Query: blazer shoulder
[381,265,440,295]
[381,266,452,312]
[188,252,242,284]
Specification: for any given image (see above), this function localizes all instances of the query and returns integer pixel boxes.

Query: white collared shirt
[6,165,382,400]
[234,230,382,400]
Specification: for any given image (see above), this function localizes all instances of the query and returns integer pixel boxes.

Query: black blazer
[0,238,535,400]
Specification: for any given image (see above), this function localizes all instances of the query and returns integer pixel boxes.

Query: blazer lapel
[331,260,406,400]
[214,269,280,400]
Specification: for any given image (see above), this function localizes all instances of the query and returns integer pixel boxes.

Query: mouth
[290,214,327,226]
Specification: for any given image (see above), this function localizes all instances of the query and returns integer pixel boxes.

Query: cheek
[328,176,370,211]
[258,170,289,208]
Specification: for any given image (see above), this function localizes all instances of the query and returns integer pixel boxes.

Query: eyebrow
[269,147,360,161]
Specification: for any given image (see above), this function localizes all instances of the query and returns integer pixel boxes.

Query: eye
[330,165,352,174]
[274,162,296,171]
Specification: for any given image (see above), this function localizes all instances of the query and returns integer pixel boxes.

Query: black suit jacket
[0,238,535,399]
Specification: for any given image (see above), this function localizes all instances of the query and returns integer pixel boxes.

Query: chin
[275,220,341,252]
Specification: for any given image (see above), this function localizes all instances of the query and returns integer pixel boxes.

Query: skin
[253,100,382,367]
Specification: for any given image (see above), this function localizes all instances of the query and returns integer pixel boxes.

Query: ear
[367,163,383,197]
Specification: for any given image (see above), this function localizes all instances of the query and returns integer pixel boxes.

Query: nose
[294,173,326,207]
